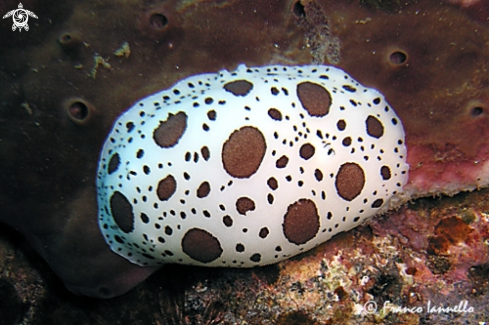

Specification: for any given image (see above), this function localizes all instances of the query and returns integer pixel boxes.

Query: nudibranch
[96,64,409,267]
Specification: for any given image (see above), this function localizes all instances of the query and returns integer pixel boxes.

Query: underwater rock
[0,0,489,305]
[1,189,487,324]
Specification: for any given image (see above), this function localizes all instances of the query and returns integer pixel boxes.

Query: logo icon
[3,3,38,32]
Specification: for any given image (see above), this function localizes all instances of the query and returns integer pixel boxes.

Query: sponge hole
[471,106,484,117]
[150,13,168,30]
[65,98,95,125]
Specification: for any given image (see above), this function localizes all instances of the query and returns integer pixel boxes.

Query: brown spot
[276,155,289,168]
[110,191,134,233]
[342,137,352,147]
[157,175,177,201]
[236,197,255,215]
[267,177,278,190]
[222,126,266,178]
[380,166,391,180]
[314,169,323,182]
[366,115,384,139]
[153,112,188,148]
[335,163,365,201]
[283,199,320,245]
[337,119,346,131]
[197,181,210,198]
[299,143,315,160]
[108,153,120,174]
[201,146,210,161]
[223,80,253,96]
[296,82,331,117]
[371,198,384,208]
[268,108,283,121]
[259,227,269,238]
[181,228,223,263]
[207,110,216,120]
[223,215,233,227]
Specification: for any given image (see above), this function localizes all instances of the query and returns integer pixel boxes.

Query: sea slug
[96,64,409,267]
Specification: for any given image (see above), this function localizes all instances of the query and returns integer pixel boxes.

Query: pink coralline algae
[444,0,489,24]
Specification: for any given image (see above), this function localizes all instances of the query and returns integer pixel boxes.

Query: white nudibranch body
[97,64,408,267]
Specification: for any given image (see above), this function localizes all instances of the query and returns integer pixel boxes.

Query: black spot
[136,149,144,159]
[140,213,149,223]
[143,165,150,175]
[223,215,233,227]
[250,253,261,262]
[371,199,384,208]
[267,193,274,204]
[108,153,120,174]
[342,85,356,92]
[126,122,135,132]
[236,243,245,252]
[165,226,173,235]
